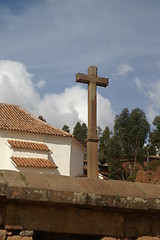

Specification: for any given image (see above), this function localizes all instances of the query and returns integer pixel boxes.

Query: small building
[83,160,109,179]
[148,155,160,162]
[98,162,109,178]
[0,103,85,177]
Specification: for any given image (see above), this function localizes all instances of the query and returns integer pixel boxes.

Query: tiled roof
[0,103,72,137]
[11,157,57,168]
[8,140,49,152]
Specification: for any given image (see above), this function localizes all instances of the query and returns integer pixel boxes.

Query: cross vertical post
[76,66,109,178]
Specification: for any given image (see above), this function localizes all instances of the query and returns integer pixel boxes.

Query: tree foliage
[150,116,160,154]
[129,108,150,163]
[99,127,123,179]
[114,108,131,160]
[38,115,46,122]
[59,106,153,180]
[99,108,150,179]
[114,108,150,163]
[99,126,111,164]
[73,122,87,145]
[62,124,70,133]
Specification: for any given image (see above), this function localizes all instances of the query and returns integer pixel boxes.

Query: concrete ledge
[0,170,160,211]
[0,170,160,237]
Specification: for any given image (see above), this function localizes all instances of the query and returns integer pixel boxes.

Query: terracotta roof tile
[0,103,72,137]
[8,140,49,152]
[11,156,57,168]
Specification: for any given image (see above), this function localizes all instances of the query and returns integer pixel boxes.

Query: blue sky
[0,0,160,131]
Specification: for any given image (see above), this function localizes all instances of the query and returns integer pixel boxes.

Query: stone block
[20,230,34,237]
[0,229,6,240]
[7,236,33,240]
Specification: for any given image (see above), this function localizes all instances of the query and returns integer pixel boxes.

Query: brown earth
[136,166,160,184]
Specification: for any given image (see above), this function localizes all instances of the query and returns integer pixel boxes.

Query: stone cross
[76,66,109,178]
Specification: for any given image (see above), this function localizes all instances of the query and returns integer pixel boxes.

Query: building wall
[16,166,60,175]
[11,148,49,159]
[0,136,15,171]
[70,139,85,177]
[0,130,85,177]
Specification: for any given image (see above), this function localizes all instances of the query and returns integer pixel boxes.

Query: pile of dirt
[136,166,160,184]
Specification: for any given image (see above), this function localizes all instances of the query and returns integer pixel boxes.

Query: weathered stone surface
[0,173,7,196]
[102,238,160,240]
[124,215,137,237]
[0,229,6,240]
[0,170,159,211]
[20,230,34,236]
[101,238,120,240]
[0,170,159,238]
[7,237,32,240]
[152,217,160,236]
[76,66,108,178]
[137,237,160,240]
[6,230,12,236]
[4,203,124,236]
[135,216,151,236]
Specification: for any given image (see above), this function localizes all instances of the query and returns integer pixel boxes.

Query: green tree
[73,122,87,145]
[97,126,102,139]
[150,116,160,155]
[38,115,46,122]
[99,127,124,179]
[106,136,124,179]
[114,108,150,164]
[62,124,70,133]
[99,126,111,164]
[147,143,157,156]
[129,108,150,163]
[114,108,131,160]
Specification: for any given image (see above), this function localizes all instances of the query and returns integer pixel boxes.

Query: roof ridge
[0,102,20,108]
[17,104,73,137]
[0,103,72,137]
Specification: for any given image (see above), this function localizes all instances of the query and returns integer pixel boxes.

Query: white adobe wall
[12,148,48,159]
[15,166,60,175]
[70,139,85,177]
[0,134,16,171]
[47,139,71,176]
[0,129,85,177]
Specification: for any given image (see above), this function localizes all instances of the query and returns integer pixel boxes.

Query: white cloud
[0,60,40,110]
[0,60,115,131]
[36,80,46,89]
[146,81,160,104]
[146,105,158,126]
[134,77,142,90]
[97,93,115,129]
[132,75,160,124]
[116,63,134,77]
[138,80,160,124]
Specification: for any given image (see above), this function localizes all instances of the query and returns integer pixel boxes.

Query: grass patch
[19,172,28,186]
[115,194,120,202]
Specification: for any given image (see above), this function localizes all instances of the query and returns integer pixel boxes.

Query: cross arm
[76,73,109,87]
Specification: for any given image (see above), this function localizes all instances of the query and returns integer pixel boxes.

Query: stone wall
[1,229,160,240]
[0,230,33,240]
[0,170,160,239]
